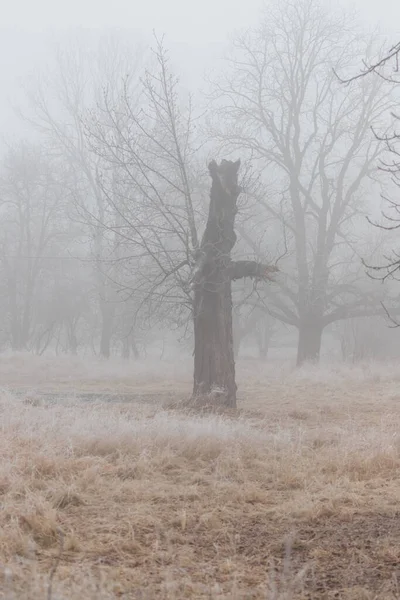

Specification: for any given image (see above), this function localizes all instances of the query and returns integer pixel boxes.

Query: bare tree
[85,38,203,329]
[233,293,277,358]
[210,0,394,365]
[47,258,92,355]
[0,143,71,350]
[85,39,278,407]
[333,316,400,361]
[337,42,400,84]
[191,159,276,408]
[20,32,144,357]
[337,37,400,308]
[358,105,400,289]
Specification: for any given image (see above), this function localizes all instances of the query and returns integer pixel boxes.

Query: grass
[2,355,400,597]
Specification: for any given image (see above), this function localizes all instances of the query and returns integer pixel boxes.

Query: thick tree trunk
[296,318,324,366]
[193,276,237,406]
[192,160,240,408]
[191,160,277,409]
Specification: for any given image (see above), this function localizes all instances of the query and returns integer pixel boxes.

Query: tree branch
[229,260,278,281]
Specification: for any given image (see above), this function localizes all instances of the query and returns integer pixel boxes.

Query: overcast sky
[2,0,262,39]
[0,0,399,136]
[1,0,399,37]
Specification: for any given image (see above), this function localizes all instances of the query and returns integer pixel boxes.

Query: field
[1,355,400,599]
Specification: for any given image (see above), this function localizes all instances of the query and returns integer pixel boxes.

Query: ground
[1,354,400,598]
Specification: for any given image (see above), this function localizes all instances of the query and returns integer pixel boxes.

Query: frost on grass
[2,365,400,598]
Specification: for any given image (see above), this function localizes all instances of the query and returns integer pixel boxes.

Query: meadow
[1,355,400,598]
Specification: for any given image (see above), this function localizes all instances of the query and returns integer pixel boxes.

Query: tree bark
[296,317,324,366]
[191,159,277,409]
[192,160,240,408]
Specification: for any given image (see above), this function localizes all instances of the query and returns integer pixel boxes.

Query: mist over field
[1,0,400,597]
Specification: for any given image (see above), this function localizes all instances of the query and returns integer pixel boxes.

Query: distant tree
[337,37,400,312]
[338,41,400,84]
[233,302,277,359]
[0,143,70,350]
[85,37,202,332]
[21,33,144,357]
[210,0,395,365]
[47,259,92,355]
[333,316,400,362]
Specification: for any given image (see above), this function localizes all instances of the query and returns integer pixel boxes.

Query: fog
[3,2,400,596]
[0,0,400,373]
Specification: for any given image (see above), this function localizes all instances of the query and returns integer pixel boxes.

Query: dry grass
[2,356,400,597]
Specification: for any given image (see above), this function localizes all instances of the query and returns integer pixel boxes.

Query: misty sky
[0,0,399,136]
[1,0,399,37]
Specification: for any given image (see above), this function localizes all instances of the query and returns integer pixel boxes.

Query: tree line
[0,0,399,378]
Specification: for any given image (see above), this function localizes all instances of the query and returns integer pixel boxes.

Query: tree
[21,33,144,357]
[85,39,278,407]
[47,258,92,355]
[191,159,276,408]
[333,316,400,362]
[210,0,394,365]
[337,42,400,84]
[84,37,204,331]
[0,143,71,350]
[338,38,400,312]
[233,296,277,358]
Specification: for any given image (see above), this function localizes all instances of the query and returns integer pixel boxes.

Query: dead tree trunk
[191,160,277,409]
